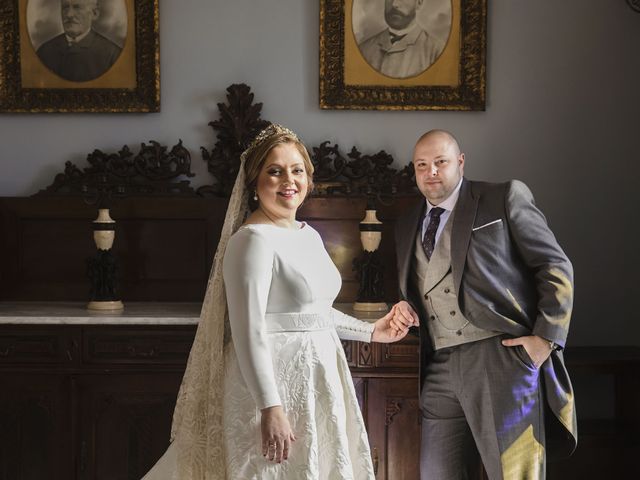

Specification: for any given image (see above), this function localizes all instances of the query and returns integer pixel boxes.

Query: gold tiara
[245,124,300,155]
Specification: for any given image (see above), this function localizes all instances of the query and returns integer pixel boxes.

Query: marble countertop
[0,302,388,325]
[0,302,202,325]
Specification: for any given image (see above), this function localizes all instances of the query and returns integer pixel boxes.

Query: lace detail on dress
[223,330,375,480]
[169,153,249,479]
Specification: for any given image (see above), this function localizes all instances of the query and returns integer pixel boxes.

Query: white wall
[1,0,639,345]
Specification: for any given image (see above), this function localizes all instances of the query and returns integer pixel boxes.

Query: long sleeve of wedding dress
[331,308,374,342]
[223,227,282,409]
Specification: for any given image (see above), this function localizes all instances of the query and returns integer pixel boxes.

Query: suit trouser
[420,335,546,480]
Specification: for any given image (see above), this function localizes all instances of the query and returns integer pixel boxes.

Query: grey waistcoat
[412,211,499,350]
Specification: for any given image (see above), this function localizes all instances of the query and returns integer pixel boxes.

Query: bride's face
[255,142,309,219]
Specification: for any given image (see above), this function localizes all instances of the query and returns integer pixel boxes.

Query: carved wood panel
[0,374,72,480]
[351,376,366,420]
[358,342,374,368]
[83,326,195,366]
[341,339,355,367]
[76,373,182,480]
[376,334,420,369]
[0,326,78,366]
[0,197,226,302]
[367,378,421,480]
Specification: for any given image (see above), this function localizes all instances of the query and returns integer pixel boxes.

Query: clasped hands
[372,300,420,343]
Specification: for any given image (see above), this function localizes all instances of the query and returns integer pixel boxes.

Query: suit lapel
[397,199,425,299]
[451,179,478,294]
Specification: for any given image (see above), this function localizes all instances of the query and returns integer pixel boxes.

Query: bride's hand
[261,406,296,463]
[372,306,404,343]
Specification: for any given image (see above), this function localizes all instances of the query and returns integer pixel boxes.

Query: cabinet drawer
[0,327,78,365]
[83,327,195,365]
[376,335,419,369]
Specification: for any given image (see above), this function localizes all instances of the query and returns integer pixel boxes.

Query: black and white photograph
[27,0,127,82]
[321,0,485,110]
[352,0,451,79]
[0,0,159,112]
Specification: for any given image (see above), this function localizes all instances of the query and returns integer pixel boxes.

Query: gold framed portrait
[0,0,159,112]
[320,0,486,110]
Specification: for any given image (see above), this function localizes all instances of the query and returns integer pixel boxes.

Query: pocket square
[472,219,502,231]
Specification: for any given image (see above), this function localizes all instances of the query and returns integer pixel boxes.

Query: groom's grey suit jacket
[395,178,577,458]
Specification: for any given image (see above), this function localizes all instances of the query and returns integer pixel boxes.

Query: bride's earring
[253,190,258,201]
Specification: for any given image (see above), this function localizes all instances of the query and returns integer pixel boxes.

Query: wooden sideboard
[0,303,200,480]
[0,322,189,480]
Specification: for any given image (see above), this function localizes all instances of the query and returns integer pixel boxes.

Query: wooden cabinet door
[76,373,182,480]
[0,373,73,480]
[367,378,421,480]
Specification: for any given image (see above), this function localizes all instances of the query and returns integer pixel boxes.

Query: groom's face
[412,133,464,205]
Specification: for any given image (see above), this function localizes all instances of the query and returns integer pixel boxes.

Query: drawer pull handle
[372,446,379,476]
[127,346,156,357]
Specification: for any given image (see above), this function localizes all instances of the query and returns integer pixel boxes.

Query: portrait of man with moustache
[31,0,125,82]
[355,0,451,79]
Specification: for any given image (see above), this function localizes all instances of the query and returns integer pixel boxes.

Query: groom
[393,130,577,479]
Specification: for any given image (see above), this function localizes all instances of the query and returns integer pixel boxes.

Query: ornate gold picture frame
[0,0,159,112]
[320,0,486,110]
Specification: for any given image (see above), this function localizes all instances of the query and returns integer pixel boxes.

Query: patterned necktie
[422,207,445,260]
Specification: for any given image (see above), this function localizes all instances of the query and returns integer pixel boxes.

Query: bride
[142,124,419,479]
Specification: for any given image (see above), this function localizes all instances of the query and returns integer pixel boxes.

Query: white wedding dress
[144,222,376,480]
